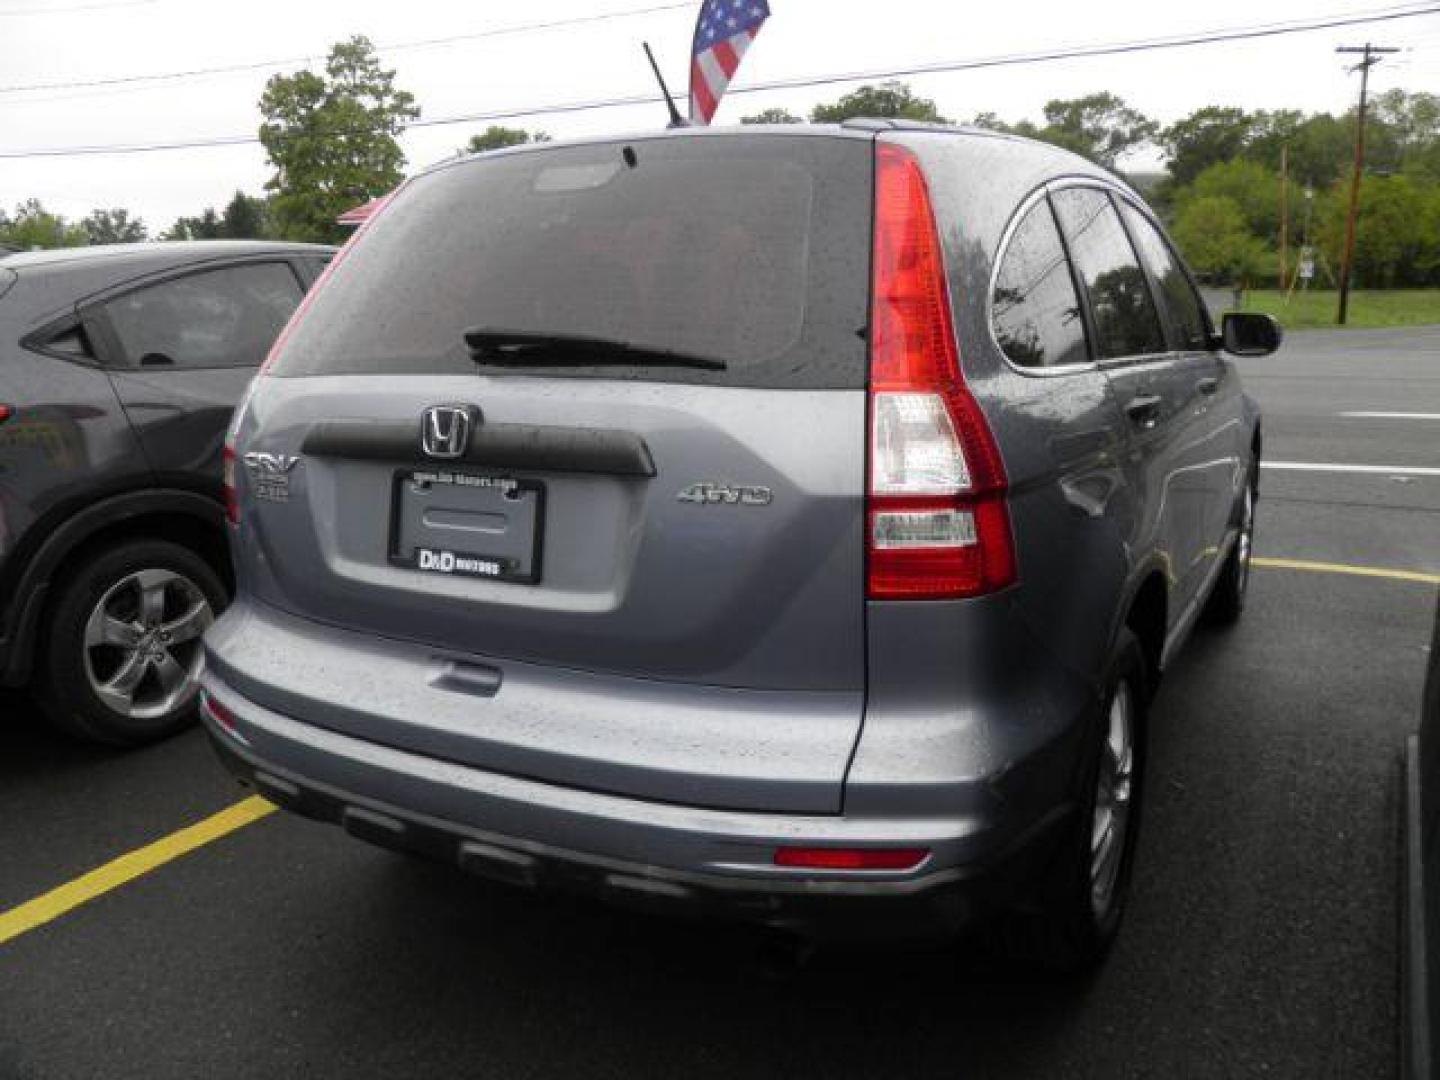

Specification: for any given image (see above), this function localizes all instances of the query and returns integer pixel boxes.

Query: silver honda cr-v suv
[201,121,1276,970]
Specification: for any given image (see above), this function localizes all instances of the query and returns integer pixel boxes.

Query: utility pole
[1279,144,1289,292]
[1335,42,1397,326]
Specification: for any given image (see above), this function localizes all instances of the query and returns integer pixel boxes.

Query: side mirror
[1220,312,1283,358]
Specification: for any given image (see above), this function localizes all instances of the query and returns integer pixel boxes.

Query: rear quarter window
[991,199,1090,369]
[273,134,873,388]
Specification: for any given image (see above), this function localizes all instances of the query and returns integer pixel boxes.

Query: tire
[1205,467,1257,626]
[998,628,1148,975]
[37,538,228,747]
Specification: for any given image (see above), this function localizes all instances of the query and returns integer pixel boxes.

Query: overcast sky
[2,0,1438,230]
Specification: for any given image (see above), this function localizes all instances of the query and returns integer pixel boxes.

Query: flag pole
[642,43,688,128]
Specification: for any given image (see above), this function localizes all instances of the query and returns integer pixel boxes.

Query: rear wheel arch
[1122,571,1167,700]
[3,489,230,685]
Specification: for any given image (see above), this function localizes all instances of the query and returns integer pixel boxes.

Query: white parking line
[1262,461,1440,477]
[1338,412,1440,421]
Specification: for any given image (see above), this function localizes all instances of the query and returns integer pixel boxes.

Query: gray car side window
[991,200,1091,370]
[1050,187,1166,361]
[1118,202,1210,352]
[102,262,304,370]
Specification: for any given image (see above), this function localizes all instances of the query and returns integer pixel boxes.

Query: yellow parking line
[1253,556,1440,586]
[0,795,274,947]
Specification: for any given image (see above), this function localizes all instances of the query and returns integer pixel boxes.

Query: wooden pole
[1279,144,1289,293]
[1336,43,1397,326]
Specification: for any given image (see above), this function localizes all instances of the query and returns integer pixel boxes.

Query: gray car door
[1050,184,1213,620]
[85,260,306,484]
[1117,200,1248,570]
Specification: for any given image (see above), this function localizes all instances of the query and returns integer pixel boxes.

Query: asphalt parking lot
[2,326,1437,1079]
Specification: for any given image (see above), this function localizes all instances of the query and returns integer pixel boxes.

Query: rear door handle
[1124,394,1164,428]
[1196,376,1220,396]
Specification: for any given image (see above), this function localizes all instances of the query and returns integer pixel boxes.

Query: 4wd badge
[676,482,773,507]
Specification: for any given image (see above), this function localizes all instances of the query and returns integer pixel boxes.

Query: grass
[1227,289,1440,330]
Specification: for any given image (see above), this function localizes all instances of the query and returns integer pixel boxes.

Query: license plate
[389,470,544,585]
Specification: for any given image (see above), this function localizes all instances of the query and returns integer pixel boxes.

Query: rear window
[273,134,873,388]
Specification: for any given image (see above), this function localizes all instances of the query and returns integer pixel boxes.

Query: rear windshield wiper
[463,327,728,372]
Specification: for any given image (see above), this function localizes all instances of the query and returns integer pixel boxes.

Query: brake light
[256,192,395,378]
[866,143,1016,600]
[0,404,11,424]
[774,847,929,871]
[222,441,239,525]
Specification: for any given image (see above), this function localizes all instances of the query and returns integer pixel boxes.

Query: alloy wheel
[82,568,214,720]
[1090,679,1135,920]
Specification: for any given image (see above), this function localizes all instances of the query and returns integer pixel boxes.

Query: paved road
[1,328,1436,1079]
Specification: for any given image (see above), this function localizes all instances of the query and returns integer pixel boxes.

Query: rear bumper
[200,671,1077,941]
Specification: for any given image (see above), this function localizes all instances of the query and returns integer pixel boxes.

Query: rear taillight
[774,847,929,871]
[222,441,239,525]
[0,404,12,424]
[866,143,1015,600]
[255,191,395,378]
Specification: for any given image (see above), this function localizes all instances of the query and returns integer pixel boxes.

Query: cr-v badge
[677,483,773,506]
[242,452,299,503]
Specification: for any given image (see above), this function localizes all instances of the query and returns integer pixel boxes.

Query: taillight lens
[222,441,239,525]
[774,847,930,871]
[866,143,1016,600]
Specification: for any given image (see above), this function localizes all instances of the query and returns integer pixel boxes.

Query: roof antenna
[642,42,688,129]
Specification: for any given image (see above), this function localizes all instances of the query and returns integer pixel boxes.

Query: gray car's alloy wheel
[1206,471,1257,625]
[998,628,1147,974]
[1089,679,1135,921]
[38,538,228,747]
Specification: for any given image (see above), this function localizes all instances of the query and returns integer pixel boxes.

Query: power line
[0,0,156,15]
[0,2,693,95]
[3,2,1439,160]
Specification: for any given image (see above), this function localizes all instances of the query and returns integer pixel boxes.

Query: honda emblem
[421,406,472,460]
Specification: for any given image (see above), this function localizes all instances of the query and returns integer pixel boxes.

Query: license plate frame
[387,469,545,585]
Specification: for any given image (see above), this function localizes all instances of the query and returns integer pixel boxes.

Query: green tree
[1033,93,1157,169]
[1248,110,1350,188]
[80,207,147,245]
[810,81,950,124]
[0,200,87,249]
[163,207,223,241]
[259,35,419,243]
[1315,174,1438,288]
[1176,159,1299,244]
[1161,106,1254,188]
[1373,89,1440,180]
[1172,194,1268,285]
[740,107,802,125]
[463,126,548,154]
[221,191,269,239]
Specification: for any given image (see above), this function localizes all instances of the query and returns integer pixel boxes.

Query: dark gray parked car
[0,240,332,744]
[201,124,1277,968]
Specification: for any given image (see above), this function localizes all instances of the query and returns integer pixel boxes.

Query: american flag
[689,0,771,125]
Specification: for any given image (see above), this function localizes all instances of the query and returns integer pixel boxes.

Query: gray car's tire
[37,539,227,747]
[1205,468,1258,626]
[997,628,1147,975]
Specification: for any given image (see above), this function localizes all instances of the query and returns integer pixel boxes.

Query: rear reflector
[222,444,239,525]
[774,847,929,871]
[866,142,1016,600]
[200,691,238,733]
